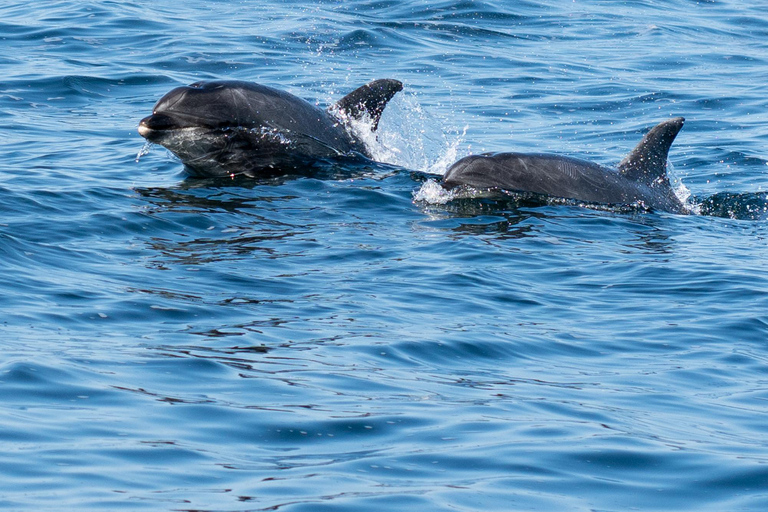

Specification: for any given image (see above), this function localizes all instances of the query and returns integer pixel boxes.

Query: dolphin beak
[138,113,177,140]
[137,117,153,139]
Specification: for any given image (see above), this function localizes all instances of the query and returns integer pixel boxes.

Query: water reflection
[417,195,679,255]
[135,183,307,266]
[417,197,542,239]
[135,182,300,215]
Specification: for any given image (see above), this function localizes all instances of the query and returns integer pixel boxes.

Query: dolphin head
[138,81,295,177]
[138,81,270,140]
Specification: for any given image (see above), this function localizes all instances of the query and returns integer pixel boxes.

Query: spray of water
[667,161,699,214]
[412,178,454,204]
[335,90,470,205]
[135,141,152,163]
[339,91,467,176]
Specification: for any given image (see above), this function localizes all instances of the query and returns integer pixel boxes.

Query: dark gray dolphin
[138,79,403,177]
[442,117,688,213]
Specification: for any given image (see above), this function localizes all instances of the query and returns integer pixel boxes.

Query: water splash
[340,91,468,176]
[412,178,453,204]
[135,141,152,163]
[666,161,697,214]
[413,179,494,205]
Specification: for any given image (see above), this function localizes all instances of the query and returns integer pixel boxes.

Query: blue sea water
[2,0,768,510]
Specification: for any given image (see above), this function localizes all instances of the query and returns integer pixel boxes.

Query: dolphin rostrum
[138,79,403,178]
[442,117,688,213]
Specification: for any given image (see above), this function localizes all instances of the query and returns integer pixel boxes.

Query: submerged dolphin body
[138,79,403,177]
[442,117,688,213]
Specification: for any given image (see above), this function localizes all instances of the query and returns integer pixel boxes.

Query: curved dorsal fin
[333,79,403,131]
[618,117,685,187]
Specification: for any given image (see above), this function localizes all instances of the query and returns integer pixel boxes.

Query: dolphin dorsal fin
[333,79,403,131]
[618,117,685,187]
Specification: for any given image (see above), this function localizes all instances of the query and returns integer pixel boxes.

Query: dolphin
[138,79,403,178]
[442,117,688,213]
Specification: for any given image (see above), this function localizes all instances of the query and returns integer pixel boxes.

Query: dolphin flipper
[333,79,404,131]
[618,117,685,187]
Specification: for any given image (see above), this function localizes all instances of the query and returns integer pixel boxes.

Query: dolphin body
[138,79,403,178]
[442,117,688,213]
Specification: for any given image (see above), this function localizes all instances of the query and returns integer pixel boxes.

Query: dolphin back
[440,117,689,214]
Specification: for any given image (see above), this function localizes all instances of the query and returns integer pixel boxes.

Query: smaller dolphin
[138,79,403,178]
[442,117,688,213]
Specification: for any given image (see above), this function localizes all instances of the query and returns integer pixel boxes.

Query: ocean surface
[2,1,768,510]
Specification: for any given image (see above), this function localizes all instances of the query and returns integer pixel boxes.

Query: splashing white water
[412,179,489,205]
[412,178,453,204]
[341,91,468,176]
[135,141,152,162]
[338,89,470,205]
[676,181,699,214]
[668,161,699,214]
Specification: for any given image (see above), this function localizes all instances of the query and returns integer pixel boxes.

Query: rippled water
[2,1,768,511]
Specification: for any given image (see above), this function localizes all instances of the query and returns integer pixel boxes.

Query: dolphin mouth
[138,112,243,141]
[138,113,182,140]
